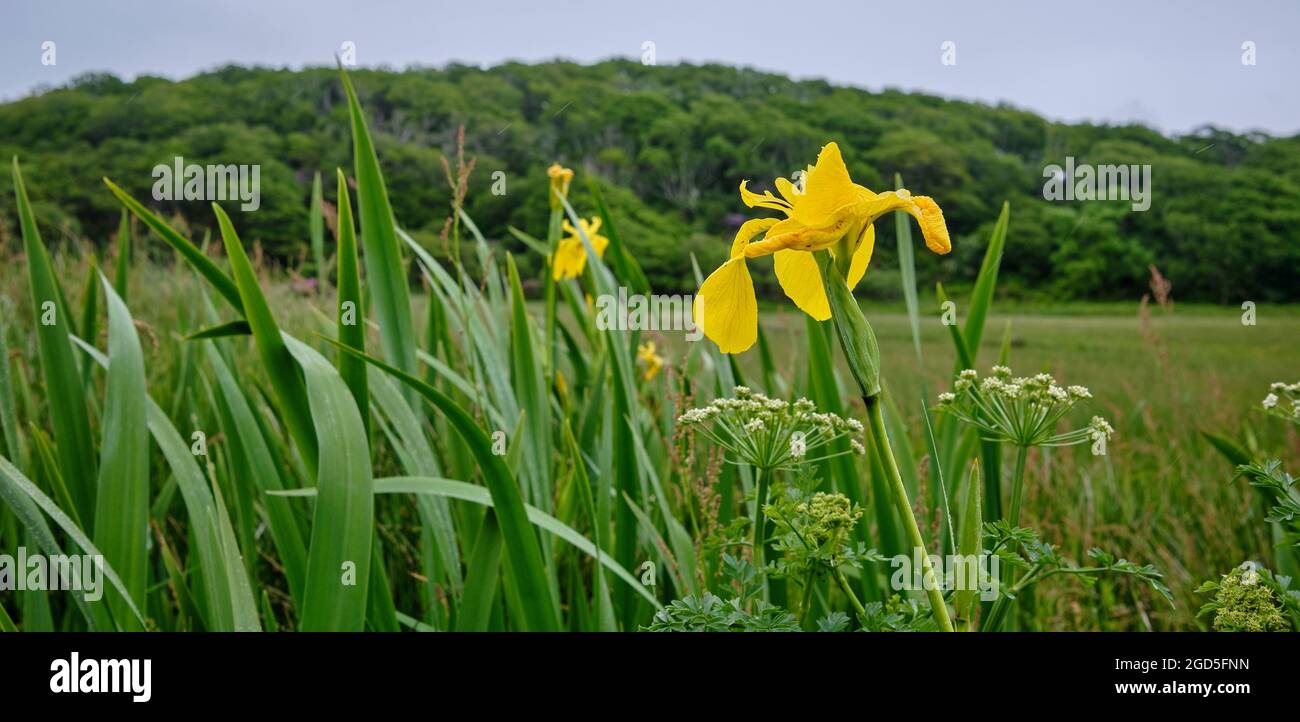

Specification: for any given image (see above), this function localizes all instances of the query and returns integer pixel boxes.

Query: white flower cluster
[937,365,1112,449]
[950,368,1091,407]
[1088,416,1114,444]
[678,387,862,434]
[1261,381,1300,425]
[677,386,865,471]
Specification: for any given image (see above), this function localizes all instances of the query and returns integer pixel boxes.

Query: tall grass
[0,70,1294,631]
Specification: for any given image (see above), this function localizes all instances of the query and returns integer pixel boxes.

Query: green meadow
[1,68,1297,634]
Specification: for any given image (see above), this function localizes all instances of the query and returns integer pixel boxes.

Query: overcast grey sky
[3,0,1298,135]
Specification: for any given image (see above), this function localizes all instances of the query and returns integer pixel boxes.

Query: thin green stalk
[1007,445,1029,526]
[1001,446,1032,634]
[751,467,769,595]
[833,566,868,624]
[866,396,955,632]
[799,573,816,627]
[982,581,1015,631]
[981,562,1046,631]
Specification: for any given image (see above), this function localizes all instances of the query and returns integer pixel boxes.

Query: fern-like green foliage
[644,593,800,632]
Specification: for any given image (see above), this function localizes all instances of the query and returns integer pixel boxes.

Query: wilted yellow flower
[547,163,574,209]
[694,142,952,354]
[552,217,609,280]
[637,341,665,380]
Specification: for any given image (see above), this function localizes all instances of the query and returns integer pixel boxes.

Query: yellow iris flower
[694,142,953,354]
[637,341,665,380]
[552,217,609,280]
[547,163,574,209]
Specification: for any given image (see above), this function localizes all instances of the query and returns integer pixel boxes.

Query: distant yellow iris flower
[552,217,609,280]
[694,142,952,354]
[547,163,574,209]
[637,341,665,380]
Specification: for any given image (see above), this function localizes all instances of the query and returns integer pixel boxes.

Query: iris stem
[865,396,956,632]
[815,247,950,630]
[543,207,563,375]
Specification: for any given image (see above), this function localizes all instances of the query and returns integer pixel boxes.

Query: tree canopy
[2,60,1297,302]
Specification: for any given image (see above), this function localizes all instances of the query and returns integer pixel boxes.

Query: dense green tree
[2,60,1297,302]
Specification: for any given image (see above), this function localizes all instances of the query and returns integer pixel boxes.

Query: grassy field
[5,245,1292,629]
[758,307,1300,628]
[596,301,1290,629]
[1,73,1296,633]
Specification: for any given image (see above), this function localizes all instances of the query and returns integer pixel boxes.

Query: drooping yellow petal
[846,222,876,288]
[695,256,757,354]
[860,190,952,256]
[773,249,830,321]
[552,217,610,280]
[771,223,874,321]
[552,238,586,280]
[906,195,951,254]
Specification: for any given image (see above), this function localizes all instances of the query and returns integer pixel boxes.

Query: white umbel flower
[935,365,1113,449]
[676,390,868,471]
[1261,381,1300,427]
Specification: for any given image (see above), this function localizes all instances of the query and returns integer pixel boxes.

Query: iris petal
[552,239,586,280]
[730,217,780,257]
[589,230,610,257]
[744,202,861,256]
[793,142,860,227]
[695,256,758,354]
[846,222,876,288]
[773,249,830,321]
[907,195,951,254]
[775,177,800,205]
[860,191,952,256]
[551,217,610,280]
[739,181,792,214]
[699,142,952,356]
[771,223,874,322]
